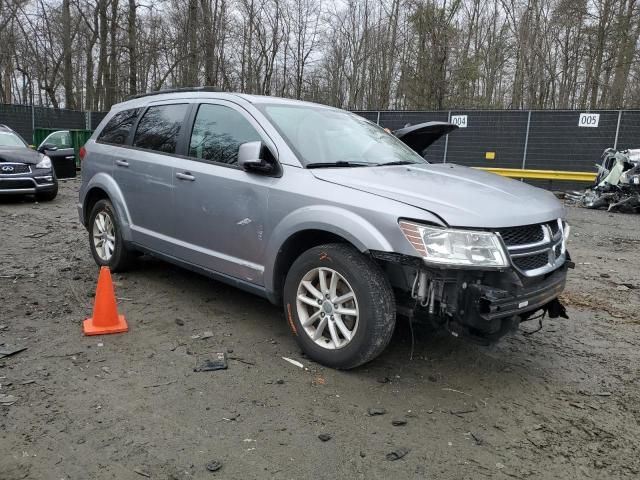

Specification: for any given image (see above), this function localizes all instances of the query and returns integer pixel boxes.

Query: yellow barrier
[477,167,596,182]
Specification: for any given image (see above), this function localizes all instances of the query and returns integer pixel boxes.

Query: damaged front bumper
[449,264,569,344]
[374,251,572,345]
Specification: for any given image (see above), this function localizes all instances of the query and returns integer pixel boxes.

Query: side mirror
[238,141,270,171]
[38,143,58,153]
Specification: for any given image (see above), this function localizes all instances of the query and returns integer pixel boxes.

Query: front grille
[496,219,566,276]
[498,224,544,246]
[0,163,30,174]
[0,179,34,189]
[513,252,549,271]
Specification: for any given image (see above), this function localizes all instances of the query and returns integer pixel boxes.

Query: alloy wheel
[92,211,116,261]
[296,267,359,350]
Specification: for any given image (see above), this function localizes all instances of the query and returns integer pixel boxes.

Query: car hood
[311,163,565,228]
[0,147,42,165]
[394,122,458,153]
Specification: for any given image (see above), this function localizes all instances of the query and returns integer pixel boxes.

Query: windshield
[257,103,426,167]
[0,131,27,148]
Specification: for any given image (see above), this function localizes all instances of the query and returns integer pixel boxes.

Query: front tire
[88,199,135,272]
[283,243,396,369]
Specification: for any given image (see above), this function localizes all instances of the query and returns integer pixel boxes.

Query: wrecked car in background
[571,148,640,213]
[78,90,571,369]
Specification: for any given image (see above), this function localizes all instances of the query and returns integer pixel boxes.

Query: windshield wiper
[307,161,371,169]
[374,160,415,167]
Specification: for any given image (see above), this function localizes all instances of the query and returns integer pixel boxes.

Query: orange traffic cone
[83,266,128,335]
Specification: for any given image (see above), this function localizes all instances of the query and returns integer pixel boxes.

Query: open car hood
[393,121,458,153]
[0,147,42,165]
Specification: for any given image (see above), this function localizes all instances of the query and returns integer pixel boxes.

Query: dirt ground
[1,177,639,480]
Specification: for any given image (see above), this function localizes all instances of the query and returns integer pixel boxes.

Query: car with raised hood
[0,124,58,201]
[78,88,571,369]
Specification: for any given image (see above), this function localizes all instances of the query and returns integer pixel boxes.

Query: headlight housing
[399,220,509,267]
[36,154,52,169]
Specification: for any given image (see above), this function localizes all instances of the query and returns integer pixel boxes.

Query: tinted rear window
[97,108,140,145]
[133,104,189,154]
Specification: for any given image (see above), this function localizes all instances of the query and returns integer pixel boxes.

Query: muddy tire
[88,199,135,272]
[283,243,396,369]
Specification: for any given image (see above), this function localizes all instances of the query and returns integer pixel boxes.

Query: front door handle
[116,159,129,167]
[176,171,195,181]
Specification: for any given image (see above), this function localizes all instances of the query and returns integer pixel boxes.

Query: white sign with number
[578,113,600,128]
[451,115,468,128]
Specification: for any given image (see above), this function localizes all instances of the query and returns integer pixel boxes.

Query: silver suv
[78,89,571,369]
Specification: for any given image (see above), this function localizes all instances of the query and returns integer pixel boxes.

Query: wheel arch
[264,206,394,304]
[82,173,132,241]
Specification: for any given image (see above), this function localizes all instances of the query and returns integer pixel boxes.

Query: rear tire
[283,243,396,369]
[88,199,135,272]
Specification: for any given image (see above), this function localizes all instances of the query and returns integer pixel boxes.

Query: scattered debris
[282,356,304,368]
[276,379,285,385]
[0,345,27,359]
[228,357,256,366]
[385,447,409,461]
[194,353,228,372]
[450,406,478,416]
[175,318,185,326]
[567,148,640,213]
[201,331,214,339]
[318,433,332,442]
[0,394,18,406]
[442,387,473,397]
[377,377,390,384]
[470,432,483,445]
[133,467,151,478]
[391,419,407,426]
[143,380,176,388]
[205,461,222,472]
[367,407,387,416]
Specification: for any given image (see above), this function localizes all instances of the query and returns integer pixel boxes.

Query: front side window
[133,104,188,154]
[189,104,261,165]
[97,108,140,145]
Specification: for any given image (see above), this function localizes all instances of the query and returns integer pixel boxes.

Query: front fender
[263,205,393,294]
[82,173,133,242]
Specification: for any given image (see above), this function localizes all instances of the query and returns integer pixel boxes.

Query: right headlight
[399,220,509,268]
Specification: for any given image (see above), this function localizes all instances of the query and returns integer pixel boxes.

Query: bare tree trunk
[62,0,76,109]
[128,0,137,96]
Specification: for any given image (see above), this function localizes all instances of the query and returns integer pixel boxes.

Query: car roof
[110,88,340,113]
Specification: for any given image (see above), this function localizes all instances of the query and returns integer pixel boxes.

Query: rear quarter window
[97,108,140,145]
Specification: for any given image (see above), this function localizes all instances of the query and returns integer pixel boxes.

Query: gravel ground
[1,178,639,480]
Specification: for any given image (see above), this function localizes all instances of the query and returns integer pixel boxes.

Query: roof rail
[126,86,222,101]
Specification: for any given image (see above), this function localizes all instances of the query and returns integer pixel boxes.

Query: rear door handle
[116,160,129,167]
[176,172,195,181]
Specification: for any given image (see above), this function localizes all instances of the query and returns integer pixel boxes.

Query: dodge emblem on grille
[1,165,15,172]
